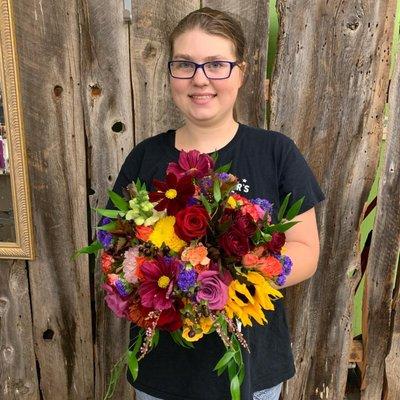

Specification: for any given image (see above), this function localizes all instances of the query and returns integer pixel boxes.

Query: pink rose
[196,270,229,310]
[242,253,259,267]
[102,283,131,318]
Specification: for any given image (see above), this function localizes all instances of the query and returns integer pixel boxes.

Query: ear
[239,61,247,87]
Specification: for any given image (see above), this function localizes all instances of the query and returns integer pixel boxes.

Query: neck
[175,117,239,154]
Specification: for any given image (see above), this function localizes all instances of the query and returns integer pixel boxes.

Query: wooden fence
[0,0,399,399]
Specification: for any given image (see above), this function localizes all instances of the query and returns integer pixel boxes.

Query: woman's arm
[279,207,321,288]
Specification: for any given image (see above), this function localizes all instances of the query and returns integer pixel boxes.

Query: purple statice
[251,198,273,214]
[282,255,293,275]
[177,267,198,292]
[217,172,230,182]
[97,217,113,248]
[276,274,286,286]
[199,176,213,195]
[187,197,200,206]
[114,278,133,297]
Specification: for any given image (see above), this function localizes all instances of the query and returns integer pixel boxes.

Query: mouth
[188,94,217,100]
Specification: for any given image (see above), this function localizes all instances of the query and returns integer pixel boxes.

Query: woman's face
[170,28,245,126]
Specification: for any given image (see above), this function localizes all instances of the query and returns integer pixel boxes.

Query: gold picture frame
[0,0,35,259]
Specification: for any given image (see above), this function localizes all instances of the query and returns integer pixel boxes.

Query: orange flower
[258,256,283,278]
[136,225,153,241]
[181,244,210,267]
[101,252,115,274]
[242,253,259,267]
[241,203,260,222]
[135,256,146,280]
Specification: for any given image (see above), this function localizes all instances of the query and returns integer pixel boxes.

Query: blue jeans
[135,382,283,400]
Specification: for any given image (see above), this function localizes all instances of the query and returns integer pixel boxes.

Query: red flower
[149,173,195,215]
[234,213,257,237]
[174,205,210,242]
[265,232,286,253]
[218,228,250,258]
[167,149,214,179]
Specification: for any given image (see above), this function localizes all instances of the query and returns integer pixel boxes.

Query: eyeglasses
[168,60,239,80]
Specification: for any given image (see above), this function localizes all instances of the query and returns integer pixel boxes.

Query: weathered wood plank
[270,1,397,398]
[362,45,400,399]
[203,0,269,128]
[0,259,39,399]
[13,0,93,398]
[131,1,201,145]
[78,1,136,398]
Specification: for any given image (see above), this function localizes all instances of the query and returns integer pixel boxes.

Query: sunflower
[224,271,283,327]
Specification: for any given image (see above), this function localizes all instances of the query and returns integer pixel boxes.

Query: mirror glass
[0,78,16,242]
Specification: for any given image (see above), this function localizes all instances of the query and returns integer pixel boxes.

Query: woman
[108,7,325,400]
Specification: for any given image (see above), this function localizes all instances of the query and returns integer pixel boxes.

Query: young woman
[108,7,325,400]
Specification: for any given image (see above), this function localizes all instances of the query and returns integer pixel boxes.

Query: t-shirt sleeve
[278,138,325,214]
[105,142,145,210]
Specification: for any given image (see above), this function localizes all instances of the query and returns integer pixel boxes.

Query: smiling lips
[189,93,217,105]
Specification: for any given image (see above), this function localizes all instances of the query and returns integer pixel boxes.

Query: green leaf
[238,366,245,385]
[214,350,235,372]
[107,189,130,211]
[200,193,212,214]
[215,161,232,173]
[285,196,305,220]
[277,193,291,222]
[170,331,195,348]
[151,330,160,348]
[132,331,143,355]
[93,208,125,218]
[230,374,240,400]
[96,221,117,232]
[210,151,219,163]
[127,350,139,380]
[213,180,221,202]
[272,221,300,232]
[71,240,103,260]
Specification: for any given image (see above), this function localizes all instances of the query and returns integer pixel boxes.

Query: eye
[176,61,193,69]
[209,61,225,68]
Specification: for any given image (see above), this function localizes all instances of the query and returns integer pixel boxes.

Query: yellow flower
[225,272,283,327]
[199,316,213,334]
[227,196,237,208]
[149,216,186,252]
[182,319,203,342]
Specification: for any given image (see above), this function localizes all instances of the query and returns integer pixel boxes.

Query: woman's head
[168,8,247,126]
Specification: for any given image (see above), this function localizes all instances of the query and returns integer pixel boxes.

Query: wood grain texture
[0,259,39,399]
[270,1,397,399]
[131,1,200,144]
[78,1,135,398]
[13,0,93,398]
[362,45,400,400]
[203,0,269,127]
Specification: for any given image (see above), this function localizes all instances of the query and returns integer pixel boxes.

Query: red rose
[218,228,250,258]
[174,205,209,242]
[234,213,257,236]
[265,232,286,253]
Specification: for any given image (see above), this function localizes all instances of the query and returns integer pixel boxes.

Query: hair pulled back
[168,7,246,64]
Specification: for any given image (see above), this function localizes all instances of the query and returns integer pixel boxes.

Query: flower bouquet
[75,150,304,400]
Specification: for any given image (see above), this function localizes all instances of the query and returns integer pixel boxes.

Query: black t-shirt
[107,122,326,400]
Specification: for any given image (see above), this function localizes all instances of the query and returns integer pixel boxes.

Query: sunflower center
[235,291,250,304]
[165,189,178,199]
[158,275,170,288]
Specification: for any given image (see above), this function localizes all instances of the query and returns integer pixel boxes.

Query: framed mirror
[0,0,34,259]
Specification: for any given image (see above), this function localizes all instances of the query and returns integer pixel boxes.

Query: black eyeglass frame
[167,60,240,80]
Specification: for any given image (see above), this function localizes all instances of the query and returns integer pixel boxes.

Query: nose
[192,65,209,85]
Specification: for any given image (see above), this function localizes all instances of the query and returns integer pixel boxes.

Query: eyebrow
[172,54,227,61]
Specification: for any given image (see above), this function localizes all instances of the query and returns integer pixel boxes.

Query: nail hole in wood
[90,84,102,97]
[54,86,63,97]
[43,329,54,340]
[112,121,125,133]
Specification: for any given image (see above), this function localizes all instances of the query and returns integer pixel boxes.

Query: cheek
[170,79,188,96]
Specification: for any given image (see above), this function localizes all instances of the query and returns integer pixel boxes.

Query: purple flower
[114,278,133,297]
[196,270,229,310]
[217,172,230,182]
[102,282,131,318]
[282,256,293,275]
[251,198,273,214]
[177,267,198,291]
[276,275,286,286]
[97,217,113,248]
